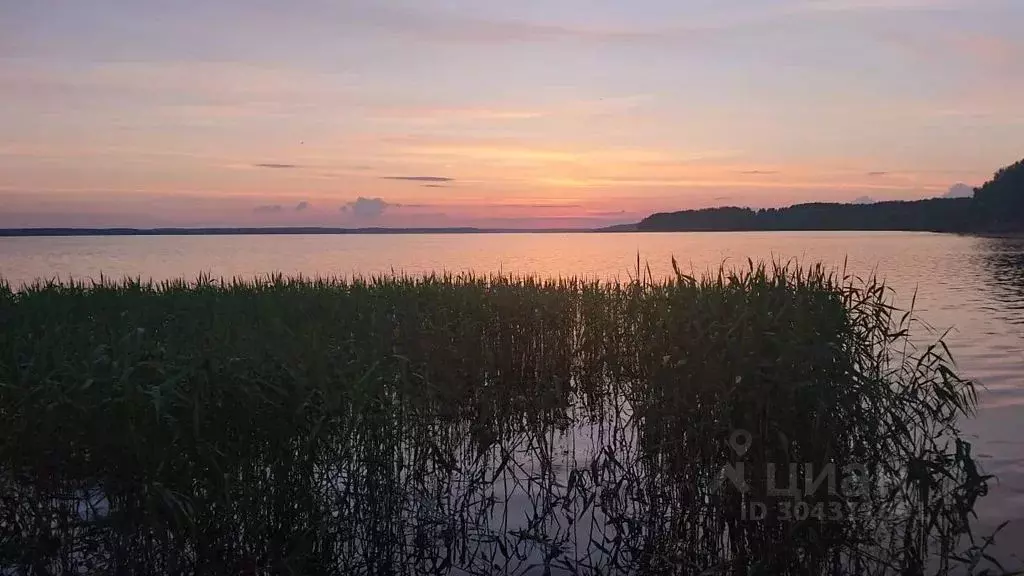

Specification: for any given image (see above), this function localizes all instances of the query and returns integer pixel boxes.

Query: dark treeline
[638,158,1024,233]
[639,198,974,232]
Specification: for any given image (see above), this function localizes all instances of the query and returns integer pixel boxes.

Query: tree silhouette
[974,159,1024,232]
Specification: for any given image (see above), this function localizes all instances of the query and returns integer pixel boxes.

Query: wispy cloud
[365,95,653,125]
[875,24,1023,73]
[295,201,310,211]
[348,4,678,44]
[253,204,283,213]
[4,61,352,110]
[738,170,780,175]
[537,175,942,192]
[368,106,546,122]
[422,184,449,188]
[949,33,1022,64]
[401,144,581,165]
[866,171,889,176]
[802,0,962,12]
[254,163,299,169]
[381,176,455,183]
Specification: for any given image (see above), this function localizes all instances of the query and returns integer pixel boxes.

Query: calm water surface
[2,231,1022,562]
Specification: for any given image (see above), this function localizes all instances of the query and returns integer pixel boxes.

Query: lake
[2,230,1023,562]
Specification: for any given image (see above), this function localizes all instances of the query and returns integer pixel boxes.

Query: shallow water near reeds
[2,230,1023,569]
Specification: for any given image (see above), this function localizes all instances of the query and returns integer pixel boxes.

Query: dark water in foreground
[1,230,1022,565]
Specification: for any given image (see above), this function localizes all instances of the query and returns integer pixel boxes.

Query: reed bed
[0,262,996,575]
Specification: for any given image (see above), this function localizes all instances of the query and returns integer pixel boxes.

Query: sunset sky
[1,0,1022,228]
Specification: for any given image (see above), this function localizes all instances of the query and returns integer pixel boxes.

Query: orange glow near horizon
[1,0,1022,228]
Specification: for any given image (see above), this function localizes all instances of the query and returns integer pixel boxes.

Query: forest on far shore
[636,158,1024,233]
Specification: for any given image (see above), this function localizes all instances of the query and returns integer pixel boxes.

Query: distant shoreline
[1,226,1016,238]
[0,227,600,237]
